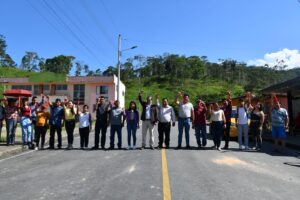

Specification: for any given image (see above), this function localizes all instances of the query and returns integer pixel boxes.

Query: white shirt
[211,110,224,122]
[79,112,91,128]
[158,105,176,123]
[237,107,248,125]
[178,102,194,118]
[145,105,151,120]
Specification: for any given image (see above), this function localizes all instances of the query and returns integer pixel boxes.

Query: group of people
[0,91,289,152]
[91,91,289,152]
[0,95,92,150]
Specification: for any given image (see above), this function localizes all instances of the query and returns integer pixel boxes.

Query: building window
[32,85,50,95]
[11,85,32,91]
[33,85,39,95]
[96,86,109,95]
[73,84,85,104]
[42,85,50,91]
[56,84,68,90]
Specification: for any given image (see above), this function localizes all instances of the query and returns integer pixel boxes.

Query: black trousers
[65,120,76,145]
[158,122,171,147]
[94,120,107,148]
[79,127,90,148]
[50,125,62,148]
[224,121,231,147]
[35,126,47,147]
[211,121,224,148]
[31,119,37,142]
[0,120,3,140]
[250,124,262,149]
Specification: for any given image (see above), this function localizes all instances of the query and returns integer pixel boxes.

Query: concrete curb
[262,135,300,151]
[0,146,26,159]
[0,132,80,159]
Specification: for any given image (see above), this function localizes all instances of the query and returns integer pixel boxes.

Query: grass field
[124,77,245,107]
[0,67,66,97]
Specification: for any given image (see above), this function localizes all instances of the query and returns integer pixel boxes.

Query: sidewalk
[263,131,300,151]
[0,128,79,159]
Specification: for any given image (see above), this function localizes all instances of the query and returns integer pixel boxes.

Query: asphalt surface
[0,125,300,200]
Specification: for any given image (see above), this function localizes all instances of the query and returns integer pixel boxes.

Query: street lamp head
[121,45,138,52]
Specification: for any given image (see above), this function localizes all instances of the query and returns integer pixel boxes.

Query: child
[77,105,92,149]
[35,105,50,150]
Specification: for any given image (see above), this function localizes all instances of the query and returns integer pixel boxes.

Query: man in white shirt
[175,92,194,149]
[235,99,250,150]
[156,96,176,149]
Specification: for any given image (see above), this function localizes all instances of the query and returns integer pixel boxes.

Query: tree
[133,55,146,78]
[20,51,41,71]
[38,58,45,71]
[186,56,205,79]
[2,54,17,68]
[83,64,89,74]
[42,55,75,74]
[102,66,117,76]
[0,34,16,67]
[0,35,7,59]
[120,58,135,80]
[75,62,82,76]
[86,68,102,76]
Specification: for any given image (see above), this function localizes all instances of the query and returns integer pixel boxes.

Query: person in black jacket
[138,91,158,150]
[0,99,5,141]
[92,96,111,149]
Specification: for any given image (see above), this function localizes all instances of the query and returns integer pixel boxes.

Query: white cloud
[247,48,300,69]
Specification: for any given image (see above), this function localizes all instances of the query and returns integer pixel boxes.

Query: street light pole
[117,34,137,102]
[117,34,121,101]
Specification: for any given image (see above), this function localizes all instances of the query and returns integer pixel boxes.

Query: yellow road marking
[162,149,171,200]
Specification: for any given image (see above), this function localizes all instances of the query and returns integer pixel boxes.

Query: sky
[1,0,300,74]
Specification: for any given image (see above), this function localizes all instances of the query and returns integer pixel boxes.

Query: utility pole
[117,34,121,101]
[116,34,137,102]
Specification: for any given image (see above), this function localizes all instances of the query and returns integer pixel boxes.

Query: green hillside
[124,77,245,106]
[0,67,66,97]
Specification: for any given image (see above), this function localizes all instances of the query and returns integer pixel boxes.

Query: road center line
[162,149,171,200]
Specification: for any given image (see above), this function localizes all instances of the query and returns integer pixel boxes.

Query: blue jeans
[21,117,32,144]
[6,118,17,145]
[238,124,249,147]
[195,124,207,146]
[178,118,191,147]
[127,121,137,146]
[110,125,122,148]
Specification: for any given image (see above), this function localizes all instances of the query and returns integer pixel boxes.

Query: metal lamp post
[117,34,137,101]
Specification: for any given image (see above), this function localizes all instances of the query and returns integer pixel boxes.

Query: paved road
[0,125,300,200]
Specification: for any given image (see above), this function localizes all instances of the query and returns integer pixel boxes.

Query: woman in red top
[192,99,207,148]
[20,98,33,149]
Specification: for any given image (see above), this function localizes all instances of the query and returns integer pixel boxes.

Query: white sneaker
[35,147,39,150]
[217,147,222,151]
[126,146,131,150]
[132,145,136,150]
